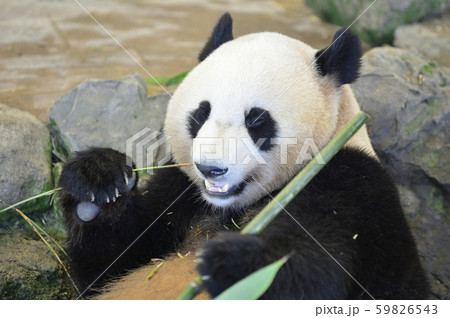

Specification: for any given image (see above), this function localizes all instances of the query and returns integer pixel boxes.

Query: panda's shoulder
[303,147,399,205]
[317,147,392,188]
[278,147,403,226]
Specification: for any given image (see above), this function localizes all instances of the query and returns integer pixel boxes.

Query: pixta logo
[126,128,171,172]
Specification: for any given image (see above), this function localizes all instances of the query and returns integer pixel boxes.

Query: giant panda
[58,13,430,300]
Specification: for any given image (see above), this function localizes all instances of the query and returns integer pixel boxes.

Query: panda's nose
[195,163,228,178]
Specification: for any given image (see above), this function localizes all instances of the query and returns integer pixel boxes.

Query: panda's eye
[245,108,266,129]
[246,117,265,129]
[244,107,278,151]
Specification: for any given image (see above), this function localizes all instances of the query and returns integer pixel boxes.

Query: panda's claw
[94,171,135,205]
[195,249,204,258]
[194,249,204,263]
[125,171,136,192]
[124,172,129,186]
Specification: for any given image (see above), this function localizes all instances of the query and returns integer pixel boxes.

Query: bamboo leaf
[146,70,190,86]
[214,256,289,300]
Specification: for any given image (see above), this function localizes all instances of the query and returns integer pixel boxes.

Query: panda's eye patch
[188,101,211,138]
[245,107,277,151]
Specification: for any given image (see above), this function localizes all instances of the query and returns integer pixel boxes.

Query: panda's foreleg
[197,215,357,299]
[58,147,199,294]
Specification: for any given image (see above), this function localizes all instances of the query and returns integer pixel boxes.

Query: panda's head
[165,13,363,210]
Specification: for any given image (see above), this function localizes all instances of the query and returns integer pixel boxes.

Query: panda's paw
[59,147,137,209]
[197,232,269,298]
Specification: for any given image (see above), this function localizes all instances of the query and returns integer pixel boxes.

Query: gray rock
[352,47,450,299]
[49,73,170,167]
[0,231,75,299]
[306,0,450,45]
[394,12,450,67]
[0,104,52,216]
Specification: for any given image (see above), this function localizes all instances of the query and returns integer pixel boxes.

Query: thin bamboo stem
[132,162,193,172]
[0,188,62,214]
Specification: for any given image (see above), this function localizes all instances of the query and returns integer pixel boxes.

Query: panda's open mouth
[203,179,248,197]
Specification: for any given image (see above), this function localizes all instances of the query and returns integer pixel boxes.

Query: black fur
[188,100,211,138]
[245,107,278,151]
[315,28,362,86]
[59,147,429,299]
[198,13,234,62]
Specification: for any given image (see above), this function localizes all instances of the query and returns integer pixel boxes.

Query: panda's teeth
[205,180,230,193]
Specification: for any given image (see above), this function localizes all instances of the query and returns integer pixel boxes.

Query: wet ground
[0,0,339,122]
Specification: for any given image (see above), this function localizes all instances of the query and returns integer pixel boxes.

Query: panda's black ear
[198,13,234,62]
[315,28,362,86]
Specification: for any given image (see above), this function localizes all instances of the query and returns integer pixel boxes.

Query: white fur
[164,32,375,209]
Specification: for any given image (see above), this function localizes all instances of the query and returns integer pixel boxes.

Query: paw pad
[77,202,100,222]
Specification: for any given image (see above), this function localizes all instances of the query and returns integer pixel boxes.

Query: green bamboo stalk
[176,276,203,300]
[176,111,370,300]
